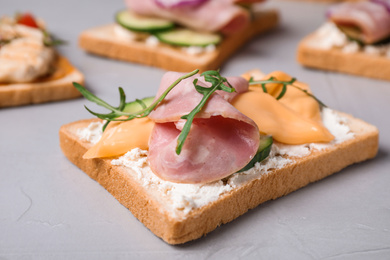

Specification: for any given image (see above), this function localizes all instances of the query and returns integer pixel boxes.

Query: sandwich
[59,68,378,244]
[297,0,390,81]
[78,0,279,72]
[0,12,84,108]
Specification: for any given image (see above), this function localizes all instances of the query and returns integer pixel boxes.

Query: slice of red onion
[154,0,208,9]
[371,0,390,12]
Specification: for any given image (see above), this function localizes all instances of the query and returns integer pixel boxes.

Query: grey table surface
[1,0,390,259]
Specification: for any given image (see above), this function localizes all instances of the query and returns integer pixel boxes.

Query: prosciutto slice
[147,72,259,183]
[327,1,390,44]
[125,0,251,34]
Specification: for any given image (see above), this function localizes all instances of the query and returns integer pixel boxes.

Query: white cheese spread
[145,35,159,47]
[312,22,390,58]
[113,24,149,42]
[112,149,232,215]
[182,44,216,56]
[113,24,217,55]
[77,121,104,144]
[342,41,360,54]
[314,22,348,50]
[0,19,56,83]
[77,108,354,218]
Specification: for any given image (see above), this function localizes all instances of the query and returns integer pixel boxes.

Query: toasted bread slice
[78,10,278,72]
[297,33,390,81]
[59,111,378,244]
[0,56,84,108]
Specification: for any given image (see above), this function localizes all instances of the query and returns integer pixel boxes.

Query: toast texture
[0,56,84,108]
[59,112,378,244]
[297,33,390,81]
[78,10,278,72]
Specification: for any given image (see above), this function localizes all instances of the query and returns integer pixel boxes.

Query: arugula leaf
[73,69,199,121]
[249,77,326,107]
[176,70,235,154]
[73,69,199,151]
[42,30,67,47]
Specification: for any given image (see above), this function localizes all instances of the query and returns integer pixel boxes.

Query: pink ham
[125,0,251,34]
[327,1,390,44]
[371,0,390,12]
[231,0,265,3]
[216,76,249,102]
[147,72,259,183]
[149,72,250,121]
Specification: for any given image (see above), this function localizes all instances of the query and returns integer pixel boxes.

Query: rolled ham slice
[148,72,260,183]
[327,1,390,44]
[125,0,251,34]
[371,0,390,13]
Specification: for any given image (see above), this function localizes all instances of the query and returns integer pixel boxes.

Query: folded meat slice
[148,72,260,183]
[371,0,390,12]
[149,72,249,120]
[327,1,390,44]
[125,0,250,34]
[233,0,265,3]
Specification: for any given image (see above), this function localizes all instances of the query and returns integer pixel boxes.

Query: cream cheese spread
[113,24,217,55]
[312,22,390,58]
[113,24,149,42]
[0,20,56,83]
[145,35,160,47]
[77,121,104,144]
[182,44,216,56]
[77,108,354,218]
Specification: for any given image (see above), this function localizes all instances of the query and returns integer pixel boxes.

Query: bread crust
[78,10,279,72]
[0,56,84,108]
[297,33,390,81]
[59,112,378,244]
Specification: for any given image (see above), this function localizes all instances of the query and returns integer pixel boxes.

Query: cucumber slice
[155,28,222,47]
[237,135,273,173]
[123,96,155,113]
[116,10,175,33]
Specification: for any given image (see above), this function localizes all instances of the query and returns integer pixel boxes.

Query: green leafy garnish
[73,69,199,131]
[42,31,66,47]
[176,70,235,154]
[249,77,327,108]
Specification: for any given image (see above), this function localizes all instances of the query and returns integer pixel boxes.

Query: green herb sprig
[176,70,235,154]
[42,31,66,47]
[249,77,326,107]
[73,69,200,132]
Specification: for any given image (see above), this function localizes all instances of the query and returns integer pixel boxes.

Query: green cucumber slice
[237,135,273,173]
[123,96,155,113]
[116,10,175,33]
[155,28,222,47]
